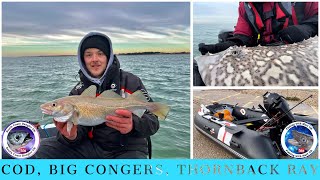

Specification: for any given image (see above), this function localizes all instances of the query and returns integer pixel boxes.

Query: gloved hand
[198,41,237,55]
[198,43,208,55]
[278,25,312,44]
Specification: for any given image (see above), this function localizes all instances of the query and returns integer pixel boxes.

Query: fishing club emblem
[75,82,84,90]
[281,121,317,159]
[2,121,40,159]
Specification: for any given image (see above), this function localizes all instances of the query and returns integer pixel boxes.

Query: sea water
[2,54,190,158]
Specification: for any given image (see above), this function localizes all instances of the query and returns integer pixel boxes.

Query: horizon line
[3,51,190,58]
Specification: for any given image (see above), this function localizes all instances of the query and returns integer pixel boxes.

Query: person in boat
[194,2,318,86]
[35,32,159,159]
[198,2,318,55]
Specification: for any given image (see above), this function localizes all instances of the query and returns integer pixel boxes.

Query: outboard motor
[263,92,294,124]
[263,92,294,152]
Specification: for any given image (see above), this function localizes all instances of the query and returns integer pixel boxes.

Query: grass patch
[285,96,301,101]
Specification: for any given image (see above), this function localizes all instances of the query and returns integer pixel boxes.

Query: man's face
[83,48,108,78]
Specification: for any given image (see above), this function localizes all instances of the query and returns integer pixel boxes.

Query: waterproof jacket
[234,2,318,45]
[57,32,159,154]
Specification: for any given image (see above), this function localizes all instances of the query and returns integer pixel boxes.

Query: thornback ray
[196,36,318,86]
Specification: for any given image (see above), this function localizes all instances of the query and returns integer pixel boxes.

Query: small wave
[3,54,191,157]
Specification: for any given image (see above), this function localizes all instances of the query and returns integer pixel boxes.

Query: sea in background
[2,54,190,159]
[193,2,238,57]
[193,21,236,57]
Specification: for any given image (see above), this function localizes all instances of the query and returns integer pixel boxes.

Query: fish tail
[147,102,170,120]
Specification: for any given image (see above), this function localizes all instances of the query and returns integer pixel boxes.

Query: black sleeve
[131,112,159,138]
[230,34,255,46]
[294,24,317,37]
[205,33,253,53]
[299,14,318,37]
[56,126,89,146]
[129,78,160,138]
[208,41,238,54]
[295,2,318,37]
[55,84,89,145]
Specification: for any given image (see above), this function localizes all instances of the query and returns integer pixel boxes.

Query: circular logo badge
[281,121,317,159]
[2,121,40,159]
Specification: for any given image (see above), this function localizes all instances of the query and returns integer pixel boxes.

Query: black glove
[198,41,237,55]
[198,43,208,55]
[278,25,313,44]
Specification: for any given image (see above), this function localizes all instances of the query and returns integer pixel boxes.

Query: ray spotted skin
[196,36,318,86]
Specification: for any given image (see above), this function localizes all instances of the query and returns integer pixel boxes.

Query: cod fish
[7,131,33,151]
[40,85,170,134]
[288,130,313,151]
[196,36,318,86]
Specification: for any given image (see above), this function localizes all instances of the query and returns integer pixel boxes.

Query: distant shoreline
[3,52,190,58]
[119,52,189,55]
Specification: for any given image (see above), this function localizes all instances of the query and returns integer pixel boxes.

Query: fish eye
[15,135,21,140]
[232,50,238,55]
[52,103,56,107]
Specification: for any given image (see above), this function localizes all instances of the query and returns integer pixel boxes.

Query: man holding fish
[36,32,169,159]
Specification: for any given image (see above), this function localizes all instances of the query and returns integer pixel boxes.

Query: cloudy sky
[194,2,239,24]
[2,2,190,57]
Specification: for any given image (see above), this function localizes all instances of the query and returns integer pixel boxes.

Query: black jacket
[57,56,159,153]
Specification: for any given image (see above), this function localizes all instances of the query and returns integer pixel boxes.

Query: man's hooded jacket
[57,32,159,154]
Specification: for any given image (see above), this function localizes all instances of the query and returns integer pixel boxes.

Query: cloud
[193,2,239,24]
[2,2,190,55]
[3,2,189,35]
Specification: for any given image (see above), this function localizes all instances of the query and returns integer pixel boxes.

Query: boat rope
[43,123,50,138]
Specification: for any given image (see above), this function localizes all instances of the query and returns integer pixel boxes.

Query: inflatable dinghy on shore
[194,92,318,159]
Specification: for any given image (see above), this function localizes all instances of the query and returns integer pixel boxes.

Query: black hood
[77,32,114,86]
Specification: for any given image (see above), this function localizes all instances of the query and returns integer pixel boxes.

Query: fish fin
[54,115,70,122]
[81,85,96,97]
[98,90,123,99]
[53,110,74,122]
[147,102,170,120]
[129,108,146,118]
[128,90,148,102]
[66,121,73,135]
[71,107,80,125]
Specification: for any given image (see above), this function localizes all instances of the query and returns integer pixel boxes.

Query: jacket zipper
[97,85,103,94]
